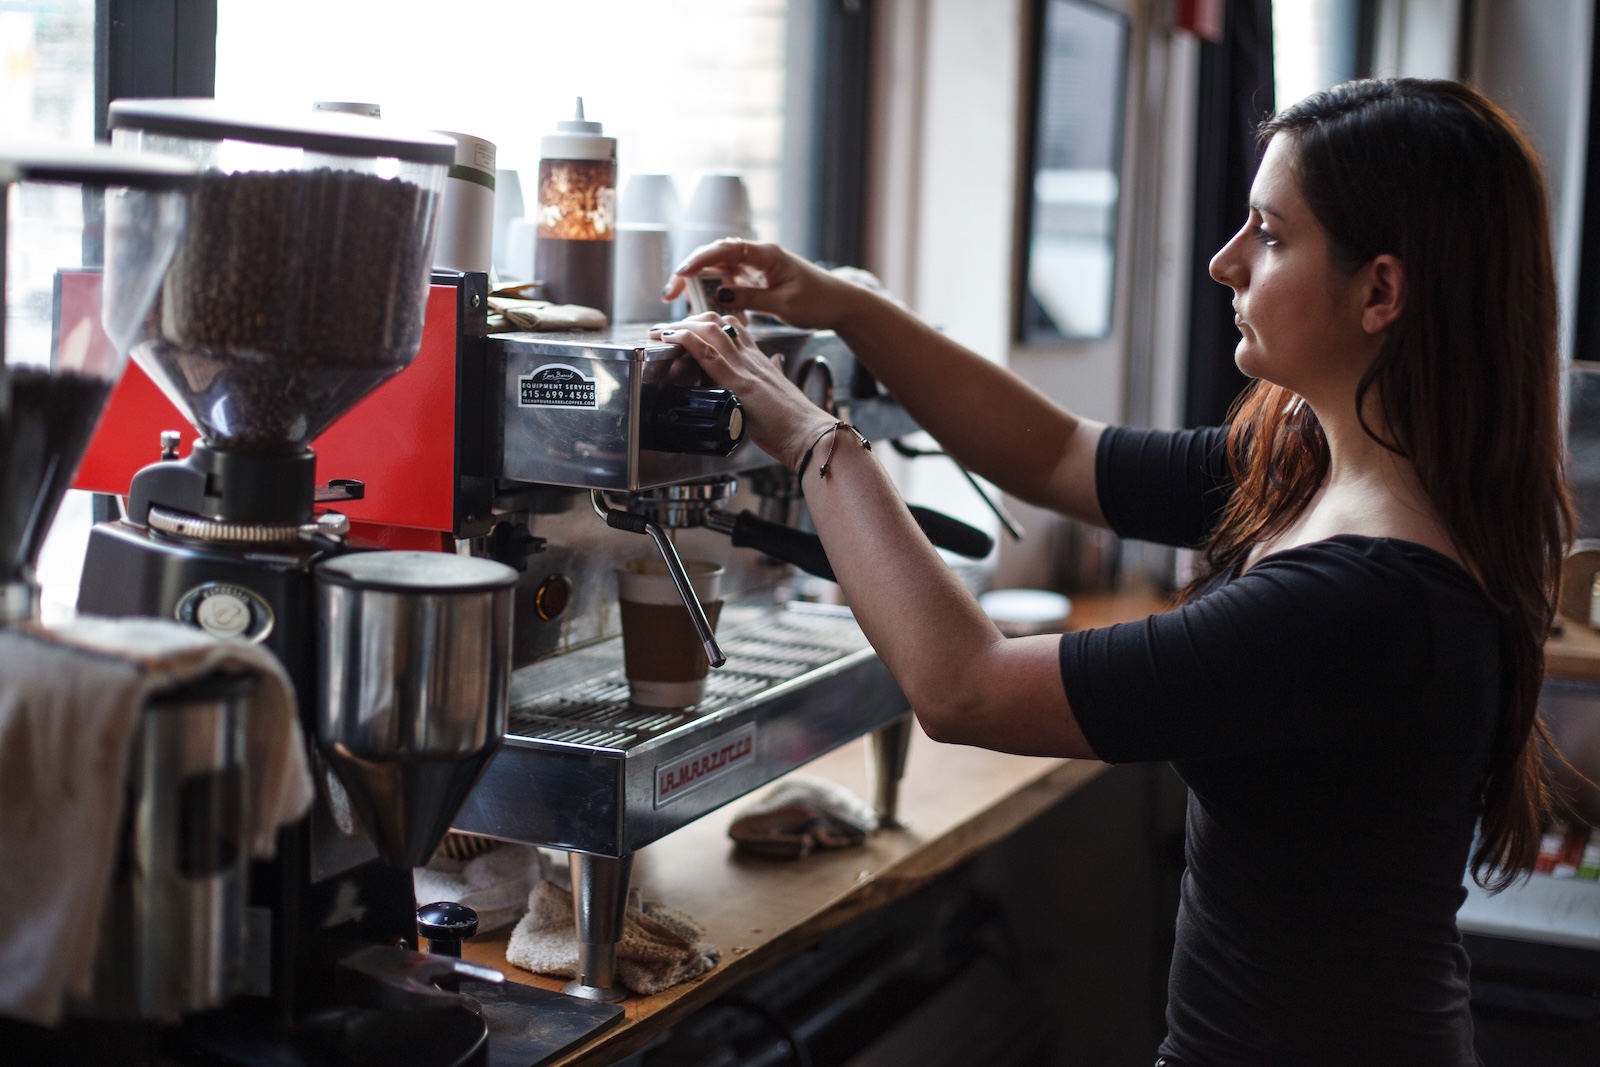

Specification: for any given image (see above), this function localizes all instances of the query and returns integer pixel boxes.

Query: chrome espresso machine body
[455,325,943,1000]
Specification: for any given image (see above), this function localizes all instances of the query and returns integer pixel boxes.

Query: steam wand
[591,491,727,668]
[889,438,1025,540]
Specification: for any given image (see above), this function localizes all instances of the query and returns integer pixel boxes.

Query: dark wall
[1183,1,1275,430]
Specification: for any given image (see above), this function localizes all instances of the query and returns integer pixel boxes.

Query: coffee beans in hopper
[140,168,435,455]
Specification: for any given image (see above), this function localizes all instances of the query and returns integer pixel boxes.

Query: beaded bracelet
[796,421,871,486]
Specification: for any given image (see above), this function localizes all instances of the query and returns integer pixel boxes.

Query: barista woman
[655,79,1572,1064]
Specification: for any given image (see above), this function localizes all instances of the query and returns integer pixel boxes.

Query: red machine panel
[73,277,463,536]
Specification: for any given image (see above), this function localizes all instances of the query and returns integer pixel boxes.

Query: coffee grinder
[0,142,266,1059]
[1,142,192,624]
[74,101,618,1063]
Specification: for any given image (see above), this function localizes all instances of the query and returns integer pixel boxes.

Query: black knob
[641,385,745,456]
[417,900,478,959]
[487,521,547,572]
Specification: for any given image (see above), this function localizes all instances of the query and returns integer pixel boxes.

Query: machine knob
[417,900,478,959]
[640,385,745,456]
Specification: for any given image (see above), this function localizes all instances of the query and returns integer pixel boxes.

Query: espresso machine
[445,325,992,1001]
[70,101,623,1064]
[75,305,995,1011]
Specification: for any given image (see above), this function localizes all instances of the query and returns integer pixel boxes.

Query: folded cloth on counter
[506,856,718,996]
[487,296,607,332]
[414,843,543,935]
[728,774,879,859]
[0,617,312,1026]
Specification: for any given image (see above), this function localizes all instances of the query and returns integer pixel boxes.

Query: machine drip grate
[506,607,870,751]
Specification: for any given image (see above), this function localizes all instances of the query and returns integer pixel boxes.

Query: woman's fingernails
[716,287,736,304]
[661,285,674,299]
[661,329,678,336]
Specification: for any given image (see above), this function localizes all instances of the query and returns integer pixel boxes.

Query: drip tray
[453,602,908,857]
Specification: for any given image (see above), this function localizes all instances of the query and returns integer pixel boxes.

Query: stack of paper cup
[616,174,682,323]
[614,226,672,324]
[492,168,526,278]
[433,130,497,275]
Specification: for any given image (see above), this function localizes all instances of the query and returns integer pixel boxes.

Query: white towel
[0,616,313,1026]
[414,843,543,935]
[505,853,718,997]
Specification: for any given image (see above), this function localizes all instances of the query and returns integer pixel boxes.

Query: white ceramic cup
[492,168,526,276]
[614,224,673,324]
[680,175,754,264]
[620,173,680,227]
[433,130,497,274]
[684,173,753,231]
[501,218,536,285]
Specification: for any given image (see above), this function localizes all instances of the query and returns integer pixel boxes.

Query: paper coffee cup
[615,559,724,707]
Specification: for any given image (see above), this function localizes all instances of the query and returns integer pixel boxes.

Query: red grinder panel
[71,275,461,535]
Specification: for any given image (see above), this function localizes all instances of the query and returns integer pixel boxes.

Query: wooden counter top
[465,732,1109,1066]
[463,590,1166,1067]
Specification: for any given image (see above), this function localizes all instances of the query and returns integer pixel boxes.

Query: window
[2,0,98,621]
[1019,0,1129,344]
[3,0,96,363]
[213,0,791,243]
[1272,0,1363,109]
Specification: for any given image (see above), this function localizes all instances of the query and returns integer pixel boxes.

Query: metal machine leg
[563,851,634,1003]
[869,713,915,828]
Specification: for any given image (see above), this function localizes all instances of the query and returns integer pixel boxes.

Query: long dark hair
[1195,79,1574,891]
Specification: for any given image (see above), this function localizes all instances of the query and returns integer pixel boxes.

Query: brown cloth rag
[0,617,312,1026]
[486,295,607,332]
[505,860,718,996]
[728,775,880,859]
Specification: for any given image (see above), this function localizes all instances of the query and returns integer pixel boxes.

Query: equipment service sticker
[655,724,758,807]
[518,363,597,409]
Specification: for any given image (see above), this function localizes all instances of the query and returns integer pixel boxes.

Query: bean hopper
[1,143,191,624]
[74,101,622,1064]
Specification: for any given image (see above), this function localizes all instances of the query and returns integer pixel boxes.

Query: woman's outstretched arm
[654,313,1099,759]
[664,240,1107,525]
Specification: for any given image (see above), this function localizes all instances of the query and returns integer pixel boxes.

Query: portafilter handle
[591,491,727,669]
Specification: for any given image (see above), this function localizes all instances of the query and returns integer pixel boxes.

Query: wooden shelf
[1547,619,1600,685]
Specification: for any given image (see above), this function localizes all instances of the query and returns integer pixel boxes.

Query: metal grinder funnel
[316,551,518,868]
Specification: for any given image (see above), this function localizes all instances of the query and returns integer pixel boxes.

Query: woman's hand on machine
[661,238,865,331]
[650,314,835,469]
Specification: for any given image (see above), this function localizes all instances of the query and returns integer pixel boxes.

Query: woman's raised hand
[649,314,836,470]
[661,238,865,331]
